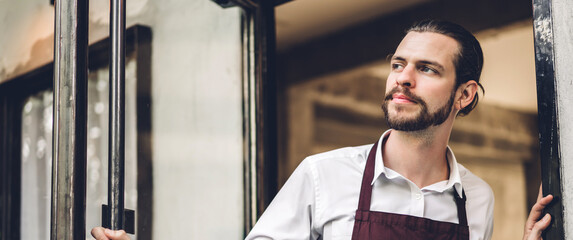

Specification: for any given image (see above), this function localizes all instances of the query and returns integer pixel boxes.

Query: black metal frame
[0,25,153,240]
[212,0,279,235]
[0,61,53,240]
[532,0,564,238]
[131,25,154,240]
[246,0,278,223]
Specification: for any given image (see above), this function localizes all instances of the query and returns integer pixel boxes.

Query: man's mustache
[384,87,425,104]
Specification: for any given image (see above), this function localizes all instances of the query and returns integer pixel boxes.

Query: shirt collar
[371,129,464,198]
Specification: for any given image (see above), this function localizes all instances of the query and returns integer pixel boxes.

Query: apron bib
[351,142,470,240]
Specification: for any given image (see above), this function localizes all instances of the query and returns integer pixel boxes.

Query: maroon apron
[351,142,470,240]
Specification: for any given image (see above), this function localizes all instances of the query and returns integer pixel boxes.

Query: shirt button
[415,193,422,200]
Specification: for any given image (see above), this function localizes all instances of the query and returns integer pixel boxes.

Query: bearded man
[243,20,551,240]
[92,19,552,240]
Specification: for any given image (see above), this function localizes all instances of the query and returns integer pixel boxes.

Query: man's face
[382,31,459,131]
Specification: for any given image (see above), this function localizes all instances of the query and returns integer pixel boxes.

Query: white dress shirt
[246,130,494,240]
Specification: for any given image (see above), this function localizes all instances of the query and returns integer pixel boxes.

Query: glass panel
[20,58,138,240]
[84,59,138,240]
[19,3,246,239]
[21,90,52,240]
[147,5,244,239]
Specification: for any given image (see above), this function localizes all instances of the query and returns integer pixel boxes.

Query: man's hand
[523,185,553,240]
[91,227,131,240]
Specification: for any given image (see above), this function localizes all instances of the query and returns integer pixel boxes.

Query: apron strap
[357,141,469,227]
[356,142,378,211]
[453,189,468,226]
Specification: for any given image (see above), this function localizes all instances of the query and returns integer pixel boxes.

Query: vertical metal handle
[103,0,135,234]
[51,0,89,239]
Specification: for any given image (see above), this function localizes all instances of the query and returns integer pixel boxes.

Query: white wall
[552,0,573,238]
[0,0,54,80]
[0,0,245,239]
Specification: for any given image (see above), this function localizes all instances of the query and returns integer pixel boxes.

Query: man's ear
[455,80,478,111]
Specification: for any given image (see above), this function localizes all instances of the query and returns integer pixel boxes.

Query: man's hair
[407,19,484,116]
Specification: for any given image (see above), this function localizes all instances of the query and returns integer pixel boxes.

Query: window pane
[19,58,138,240]
[21,90,53,240]
[85,59,138,239]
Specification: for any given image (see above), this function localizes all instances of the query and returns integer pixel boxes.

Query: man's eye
[391,63,403,70]
[420,66,437,74]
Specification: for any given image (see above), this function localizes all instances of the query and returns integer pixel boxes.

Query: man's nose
[395,65,415,88]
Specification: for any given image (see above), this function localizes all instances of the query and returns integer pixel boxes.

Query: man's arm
[91,158,319,240]
[246,159,318,239]
[523,185,553,240]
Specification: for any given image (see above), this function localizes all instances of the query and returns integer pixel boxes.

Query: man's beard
[381,87,456,131]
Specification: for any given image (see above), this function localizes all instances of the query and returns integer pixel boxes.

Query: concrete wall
[0,0,245,239]
[0,0,54,80]
[552,0,573,238]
